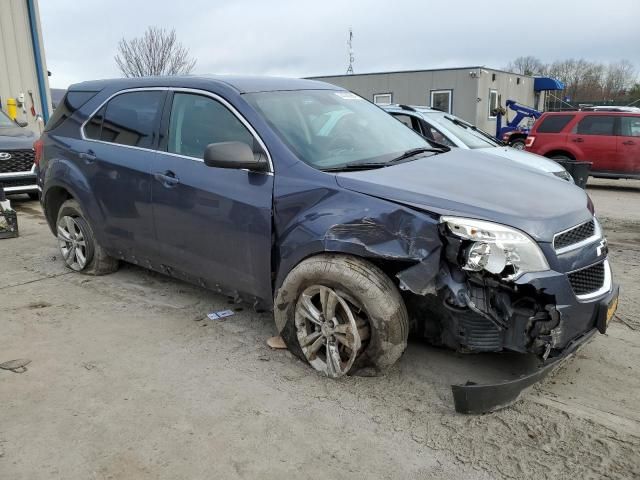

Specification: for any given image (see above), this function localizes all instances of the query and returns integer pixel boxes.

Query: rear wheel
[56,199,118,275]
[274,254,409,377]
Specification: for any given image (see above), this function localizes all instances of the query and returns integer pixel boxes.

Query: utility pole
[346,28,354,75]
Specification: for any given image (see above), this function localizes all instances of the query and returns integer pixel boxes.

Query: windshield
[244,90,430,169]
[426,112,500,149]
[0,109,16,128]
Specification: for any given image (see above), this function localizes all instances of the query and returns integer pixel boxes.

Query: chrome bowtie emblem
[596,239,608,257]
[0,152,12,160]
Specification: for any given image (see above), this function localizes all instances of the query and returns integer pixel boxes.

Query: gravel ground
[1,179,639,480]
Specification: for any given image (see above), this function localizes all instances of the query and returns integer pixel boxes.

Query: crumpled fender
[274,180,443,292]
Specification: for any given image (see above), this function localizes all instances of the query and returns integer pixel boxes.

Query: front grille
[554,219,596,250]
[568,262,605,296]
[0,177,37,188]
[0,149,35,173]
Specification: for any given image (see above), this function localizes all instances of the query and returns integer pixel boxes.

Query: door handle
[154,170,180,187]
[79,150,96,163]
[572,138,584,143]
[622,140,636,145]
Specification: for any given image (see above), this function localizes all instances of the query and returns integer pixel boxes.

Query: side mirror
[203,141,268,171]
[16,120,28,128]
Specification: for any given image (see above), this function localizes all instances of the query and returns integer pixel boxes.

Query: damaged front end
[397,215,616,413]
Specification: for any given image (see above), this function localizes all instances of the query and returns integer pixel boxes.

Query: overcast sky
[40,0,640,89]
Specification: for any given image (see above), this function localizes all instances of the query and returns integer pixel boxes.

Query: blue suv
[38,76,618,412]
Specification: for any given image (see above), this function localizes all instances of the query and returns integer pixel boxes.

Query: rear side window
[536,115,574,133]
[576,115,616,136]
[44,90,98,132]
[620,116,640,137]
[85,91,164,148]
[167,93,254,159]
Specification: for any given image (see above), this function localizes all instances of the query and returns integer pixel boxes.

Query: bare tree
[505,56,544,76]
[115,27,196,77]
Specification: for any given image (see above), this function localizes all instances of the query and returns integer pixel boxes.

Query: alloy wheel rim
[294,285,366,378]
[57,216,88,271]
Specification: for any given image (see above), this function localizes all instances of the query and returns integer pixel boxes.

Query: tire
[274,254,409,377]
[56,199,119,275]
[510,139,526,150]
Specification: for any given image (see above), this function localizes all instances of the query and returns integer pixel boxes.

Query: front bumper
[452,283,619,413]
[0,167,38,195]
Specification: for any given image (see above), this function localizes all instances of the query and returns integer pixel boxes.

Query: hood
[335,149,591,242]
[477,146,564,174]
[0,125,37,150]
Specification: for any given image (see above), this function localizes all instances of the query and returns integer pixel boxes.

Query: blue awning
[534,77,565,91]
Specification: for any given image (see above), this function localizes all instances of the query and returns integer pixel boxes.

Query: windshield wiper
[389,147,443,163]
[321,162,389,172]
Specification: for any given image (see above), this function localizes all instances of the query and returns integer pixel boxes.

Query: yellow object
[6,98,17,120]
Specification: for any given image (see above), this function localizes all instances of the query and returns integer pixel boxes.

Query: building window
[488,89,499,118]
[373,93,392,105]
[430,89,452,114]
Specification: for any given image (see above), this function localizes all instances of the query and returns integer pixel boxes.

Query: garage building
[0,0,51,134]
[310,67,554,134]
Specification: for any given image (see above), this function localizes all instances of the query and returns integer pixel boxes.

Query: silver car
[383,105,573,182]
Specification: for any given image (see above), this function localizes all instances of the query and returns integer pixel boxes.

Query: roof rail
[399,104,417,112]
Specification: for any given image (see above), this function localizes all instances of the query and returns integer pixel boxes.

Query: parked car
[0,108,38,198]
[526,111,640,179]
[383,105,574,182]
[37,77,618,413]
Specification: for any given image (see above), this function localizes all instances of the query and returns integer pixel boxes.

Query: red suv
[525,111,640,179]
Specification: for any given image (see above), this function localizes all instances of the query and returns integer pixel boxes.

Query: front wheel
[274,254,409,377]
[510,139,526,150]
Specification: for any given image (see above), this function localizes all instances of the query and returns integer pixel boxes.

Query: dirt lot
[2,179,639,480]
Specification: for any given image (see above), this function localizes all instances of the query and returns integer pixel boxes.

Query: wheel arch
[544,150,576,160]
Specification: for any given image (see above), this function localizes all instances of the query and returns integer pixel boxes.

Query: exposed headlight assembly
[441,216,549,280]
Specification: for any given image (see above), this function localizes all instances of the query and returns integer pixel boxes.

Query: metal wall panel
[0,0,51,134]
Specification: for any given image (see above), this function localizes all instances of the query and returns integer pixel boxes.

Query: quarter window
[620,116,640,137]
[430,90,452,114]
[576,115,616,136]
[373,93,392,105]
[392,114,416,130]
[167,93,254,159]
[86,91,164,148]
[536,115,574,133]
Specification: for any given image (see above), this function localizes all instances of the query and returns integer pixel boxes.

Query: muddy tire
[56,199,118,275]
[274,254,408,377]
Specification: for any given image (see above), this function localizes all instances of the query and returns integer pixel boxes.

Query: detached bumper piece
[452,328,597,414]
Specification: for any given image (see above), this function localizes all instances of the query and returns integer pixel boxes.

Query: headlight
[441,216,549,280]
[553,169,574,183]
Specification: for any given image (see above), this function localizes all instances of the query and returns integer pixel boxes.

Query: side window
[488,90,498,118]
[620,116,640,137]
[576,115,616,136]
[167,93,254,159]
[96,91,164,148]
[422,121,455,146]
[536,115,574,133]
